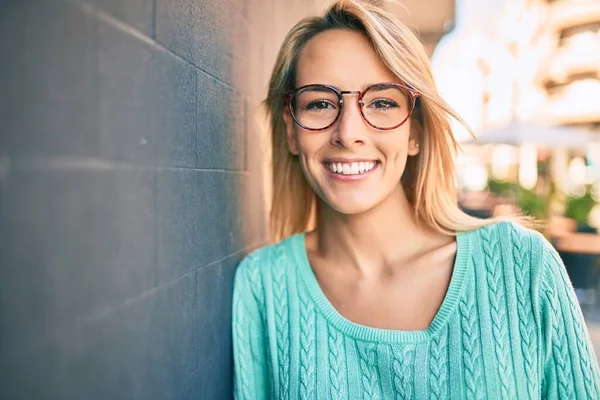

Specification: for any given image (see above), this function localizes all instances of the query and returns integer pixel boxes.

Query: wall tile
[197,72,245,171]
[1,274,196,400]
[0,166,156,353]
[195,256,240,399]
[155,0,233,84]
[0,1,98,158]
[156,169,244,283]
[95,18,197,167]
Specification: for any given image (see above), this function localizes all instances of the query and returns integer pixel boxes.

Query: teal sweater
[232,221,600,399]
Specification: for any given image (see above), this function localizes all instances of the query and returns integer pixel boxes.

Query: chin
[323,194,382,216]
[334,204,375,216]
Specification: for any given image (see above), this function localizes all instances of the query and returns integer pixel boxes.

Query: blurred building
[433,0,600,135]
[432,0,600,193]
[538,0,600,128]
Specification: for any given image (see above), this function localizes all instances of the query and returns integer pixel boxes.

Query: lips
[321,156,381,181]
[324,160,378,175]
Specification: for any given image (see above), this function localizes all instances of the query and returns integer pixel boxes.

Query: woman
[232,1,600,398]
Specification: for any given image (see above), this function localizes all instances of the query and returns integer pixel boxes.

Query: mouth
[322,160,380,177]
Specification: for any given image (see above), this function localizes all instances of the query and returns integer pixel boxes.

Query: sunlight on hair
[263,0,532,242]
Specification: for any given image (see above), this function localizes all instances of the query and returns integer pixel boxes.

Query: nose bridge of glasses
[336,91,367,133]
[339,90,362,96]
[338,90,364,111]
[339,90,362,104]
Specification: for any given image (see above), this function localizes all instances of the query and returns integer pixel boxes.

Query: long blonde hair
[265,0,522,241]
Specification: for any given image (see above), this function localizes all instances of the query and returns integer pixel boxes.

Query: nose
[332,96,367,148]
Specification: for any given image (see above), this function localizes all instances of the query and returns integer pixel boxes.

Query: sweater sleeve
[232,253,270,400]
[539,237,600,399]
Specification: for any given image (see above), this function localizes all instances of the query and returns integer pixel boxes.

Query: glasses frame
[283,82,420,132]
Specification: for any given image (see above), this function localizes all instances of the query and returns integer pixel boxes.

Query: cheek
[376,138,411,177]
[378,136,409,160]
[295,135,322,176]
[295,132,328,158]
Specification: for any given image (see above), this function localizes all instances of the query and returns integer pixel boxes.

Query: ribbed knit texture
[232,221,600,399]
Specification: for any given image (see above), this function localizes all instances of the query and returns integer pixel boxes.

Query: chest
[264,323,534,400]
[264,279,538,400]
[312,258,454,331]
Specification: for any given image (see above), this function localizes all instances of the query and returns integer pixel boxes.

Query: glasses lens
[361,84,412,129]
[291,86,340,130]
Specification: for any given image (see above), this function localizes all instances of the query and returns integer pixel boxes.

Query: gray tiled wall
[0,0,319,398]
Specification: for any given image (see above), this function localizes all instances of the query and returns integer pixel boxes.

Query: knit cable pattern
[299,287,316,400]
[542,270,575,399]
[482,228,513,399]
[547,248,597,397]
[460,292,484,400]
[234,298,253,399]
[511,225,537,398]
[429,328,449,399]
[357,341,382,399]
[232,224,600,399]
[391,344,415,400]
[272,245,290,397]
[327,325,346,400]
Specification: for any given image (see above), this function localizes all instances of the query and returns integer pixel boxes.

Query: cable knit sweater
[232,221,600,399]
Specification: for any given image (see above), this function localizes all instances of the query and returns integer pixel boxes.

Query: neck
[314,184,445,279]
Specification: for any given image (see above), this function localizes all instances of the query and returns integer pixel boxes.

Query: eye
[367,98,399,111]
[304,99,337,111]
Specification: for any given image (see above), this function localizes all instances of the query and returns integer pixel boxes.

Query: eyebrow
[298,82,396,91]
[307,85,337,92]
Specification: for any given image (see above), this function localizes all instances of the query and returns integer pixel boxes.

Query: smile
[323,160,379,176]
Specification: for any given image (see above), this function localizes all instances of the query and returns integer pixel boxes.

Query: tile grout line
[7,155,250,174]
[64,0,240,93]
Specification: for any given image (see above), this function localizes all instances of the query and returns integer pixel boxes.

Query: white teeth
[325,161,377,175]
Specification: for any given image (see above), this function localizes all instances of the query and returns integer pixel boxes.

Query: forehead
[295,29,400,89]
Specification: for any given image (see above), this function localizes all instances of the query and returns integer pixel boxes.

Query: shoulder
[468,219,548,252]
[466,220,552,276]
[233,234,300,294]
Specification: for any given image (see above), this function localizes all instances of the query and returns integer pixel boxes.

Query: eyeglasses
[283,82,419,131]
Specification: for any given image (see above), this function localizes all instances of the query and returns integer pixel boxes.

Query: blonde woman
[232,1,600,398]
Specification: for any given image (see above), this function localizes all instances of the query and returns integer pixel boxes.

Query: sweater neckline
[292,230,471,343]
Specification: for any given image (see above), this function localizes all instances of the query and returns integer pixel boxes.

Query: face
[283,29,421,215]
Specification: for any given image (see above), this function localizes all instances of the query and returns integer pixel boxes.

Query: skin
[283,29,458,330]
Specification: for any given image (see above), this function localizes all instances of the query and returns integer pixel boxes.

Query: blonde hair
[264,0,527,241]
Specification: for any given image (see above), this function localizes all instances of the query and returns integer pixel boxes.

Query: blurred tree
[564,189,597,228]
[487,178,548,220]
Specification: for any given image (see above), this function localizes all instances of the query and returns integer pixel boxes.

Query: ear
[407,136,420,156]
[407,122,422,157]
[283,109,299,155]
